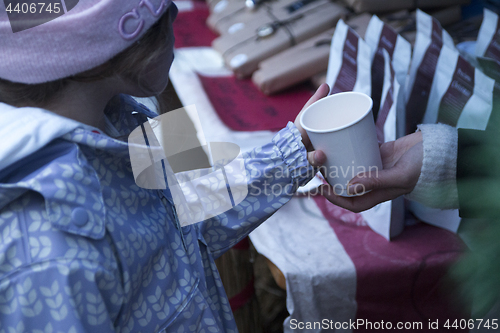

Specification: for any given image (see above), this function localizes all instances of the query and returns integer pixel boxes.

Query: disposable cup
[300,92,382,197]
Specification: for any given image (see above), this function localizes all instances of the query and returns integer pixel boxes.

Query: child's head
[0,0,177,106]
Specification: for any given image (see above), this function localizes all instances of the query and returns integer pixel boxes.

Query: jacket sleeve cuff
[406,123,459,209]
[272,122,315,188]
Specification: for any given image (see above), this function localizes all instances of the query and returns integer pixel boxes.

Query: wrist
[294,118,310,150]
[406,123,459,209]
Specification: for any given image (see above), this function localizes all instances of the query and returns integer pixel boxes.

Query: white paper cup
[300,92,382,197]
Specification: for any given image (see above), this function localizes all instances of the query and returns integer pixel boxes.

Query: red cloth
[232,236,250,250]
[173,1,217,48]
[314,196,469,332]
[198,75,313,131]
[229,277,255,312]
[173,0,314,132]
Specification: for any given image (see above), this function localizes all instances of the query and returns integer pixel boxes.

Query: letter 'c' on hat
[0,0,173,84]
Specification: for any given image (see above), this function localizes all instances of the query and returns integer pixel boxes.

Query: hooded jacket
[0,95,313,332]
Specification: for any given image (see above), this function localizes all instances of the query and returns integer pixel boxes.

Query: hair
[0,8,174,114]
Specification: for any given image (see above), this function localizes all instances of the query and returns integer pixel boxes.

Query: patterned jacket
[0,95,314,332]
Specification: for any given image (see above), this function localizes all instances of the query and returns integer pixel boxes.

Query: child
[0,0,328,332]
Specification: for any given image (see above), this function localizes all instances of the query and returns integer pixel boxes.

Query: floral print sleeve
[0,96,315,332]
[197,122,315,259]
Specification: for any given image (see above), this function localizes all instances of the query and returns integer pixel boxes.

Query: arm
[405,123,458,209]
[198,85,329,258]
[198,122,314,258]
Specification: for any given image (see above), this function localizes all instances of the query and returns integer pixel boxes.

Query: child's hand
[295,83,329,168]
[295,83,329,150]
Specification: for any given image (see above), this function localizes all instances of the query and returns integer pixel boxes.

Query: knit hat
[0,0,173,84]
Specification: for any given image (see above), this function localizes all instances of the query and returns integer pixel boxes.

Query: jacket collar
[0,103,84,171]
[0,95,157,240]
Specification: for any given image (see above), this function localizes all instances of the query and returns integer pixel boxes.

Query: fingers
[347,168,405,195]
[319,131,424,213]
[295,84,330,150]
[302,83,330,111]
[319,185,401,213]
[307,150,326,168]
[349,141,423,195]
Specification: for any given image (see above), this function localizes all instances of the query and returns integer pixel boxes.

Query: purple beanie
[0,0,173,84]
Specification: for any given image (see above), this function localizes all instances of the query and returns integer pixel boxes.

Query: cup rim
[300,91,374,134]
